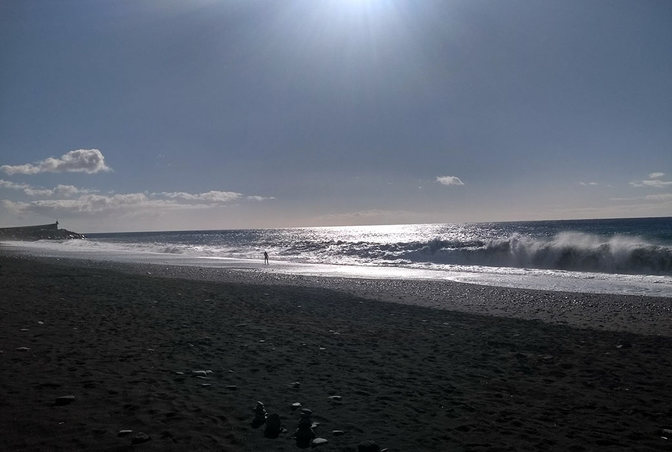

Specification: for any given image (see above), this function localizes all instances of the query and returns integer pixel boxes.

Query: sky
[1,0,671,232]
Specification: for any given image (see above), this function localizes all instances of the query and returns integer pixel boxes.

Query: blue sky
[1,0,670,232]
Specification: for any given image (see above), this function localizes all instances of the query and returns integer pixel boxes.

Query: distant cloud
[579,181,599,186]
[436,175,464,186]
[630,179,672,189]
[155,191,243,203]
[247,195,276,201]
[649,172,665,179]
[3,188,273,217]
[0,179,96,197]
[0,149,111,175]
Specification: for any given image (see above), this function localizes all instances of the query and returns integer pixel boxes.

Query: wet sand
[1,254,671,451]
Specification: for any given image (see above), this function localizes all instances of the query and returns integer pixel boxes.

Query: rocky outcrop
[0,223,84,240]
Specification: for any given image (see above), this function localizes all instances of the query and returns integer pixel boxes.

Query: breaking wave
[398,232,672,275]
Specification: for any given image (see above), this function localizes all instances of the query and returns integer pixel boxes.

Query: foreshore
[1,253,671,450]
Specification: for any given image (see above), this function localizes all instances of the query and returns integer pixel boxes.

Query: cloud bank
[436,175,464,186]
[1,149,111,175]
[630,172,672,189]
[2,189,273,217]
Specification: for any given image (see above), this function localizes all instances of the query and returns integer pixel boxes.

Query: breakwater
[0,223,84,240]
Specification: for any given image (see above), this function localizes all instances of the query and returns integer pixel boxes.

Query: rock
[54,395,76,406]
[290,381,301,389]
[295,408,316,449]
[16,347,30,351]
[328,395,342,401]
[192,370,213,377]
[117,429,133,437]
[251,401,267,428]
[312,437,328,446]
[332,430,345,436]
[132,432,151,444]
[264,413,282,438]
[358,440,381,452]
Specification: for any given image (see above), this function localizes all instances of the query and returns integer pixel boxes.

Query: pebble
[117,429,133,437]
[291,402,302,410]
[226,385,238,390]
[328,395,342,401]
[54,395,76,406]
[332,430,345,436]
[291,381,301,389]
[132,432,151,444]
[192,370,213,376]
[16,347,31,351]
[312,438,328,446]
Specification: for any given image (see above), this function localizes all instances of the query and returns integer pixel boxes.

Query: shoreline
[7,252,671,337]
[2,254,672,450]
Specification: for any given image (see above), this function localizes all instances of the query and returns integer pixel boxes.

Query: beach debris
[616,341,632,349]
[132,432,151,444]
[54,395,76,406]
[294,408,316,448]
[251,401,267,428]
[291,402,302,410]
[312,437,328,447]
[358,440,381,452]
[332,430,345,436]
[264,413,283,438]
[117,429,133,437]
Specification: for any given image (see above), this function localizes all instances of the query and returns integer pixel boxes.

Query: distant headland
[0,222,85,240]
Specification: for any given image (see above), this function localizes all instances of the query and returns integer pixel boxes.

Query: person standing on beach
[264,251,269,265]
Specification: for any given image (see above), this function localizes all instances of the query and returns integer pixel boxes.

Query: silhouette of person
[264,251,269,265]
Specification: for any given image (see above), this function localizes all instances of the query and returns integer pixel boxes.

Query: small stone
[16,347,30,351]
[20,328,29,332]
[662,428,672,435]
[192,370,213,376]
[332,430,345,436]
[132,432,151,444]
[175,371,184,375]
[201,383,212,387]
[55,395,75,405]
[328,395,342,401]
[300,408,313,415]
[226,385,238,390]
[118,429,133,437]
[312,437,328,446]
[291,381,301,389]
[291,402,302,410]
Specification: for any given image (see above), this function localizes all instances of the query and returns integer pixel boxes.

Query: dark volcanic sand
[1,254,671,451]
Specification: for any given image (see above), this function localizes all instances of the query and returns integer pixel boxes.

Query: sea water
[4,217,672,297]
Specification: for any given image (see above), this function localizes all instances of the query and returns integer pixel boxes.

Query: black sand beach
[1,253,671,451]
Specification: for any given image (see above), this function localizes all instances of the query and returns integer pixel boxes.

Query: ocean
[4,217,672,297]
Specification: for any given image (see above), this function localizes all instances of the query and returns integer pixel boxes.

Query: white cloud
[247,195,276,201]
[648,172,665,179]
[630,179,672,188]
[0,149,111,175]
[155,190,243,203]
[3,189,273,217]
[436,175,464,186]
[0,179,96,197]
[579,181,599,186]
